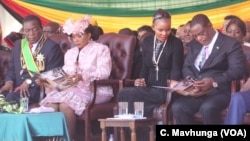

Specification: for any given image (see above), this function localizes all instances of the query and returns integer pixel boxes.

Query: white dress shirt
[194,30,219,70]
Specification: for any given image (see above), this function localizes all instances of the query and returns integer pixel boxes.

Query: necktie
[199,46,208,69]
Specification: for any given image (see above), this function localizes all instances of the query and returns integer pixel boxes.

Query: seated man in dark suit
[0,15,64,105]
[171,14,246,124]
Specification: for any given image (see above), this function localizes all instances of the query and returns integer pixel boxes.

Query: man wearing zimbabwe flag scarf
[0,15,64,105]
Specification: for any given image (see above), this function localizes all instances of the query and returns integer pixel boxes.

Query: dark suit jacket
[5,37,64,102]
[183,32,246,95]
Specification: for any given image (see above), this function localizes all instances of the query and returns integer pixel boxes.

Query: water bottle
[108,133,114,141]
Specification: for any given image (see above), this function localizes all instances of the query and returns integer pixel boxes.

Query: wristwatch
[25,79,32,85]
[212,81,218,88]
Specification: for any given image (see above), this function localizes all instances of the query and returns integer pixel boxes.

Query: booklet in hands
[152,76,208,96]
[30,67,77,91]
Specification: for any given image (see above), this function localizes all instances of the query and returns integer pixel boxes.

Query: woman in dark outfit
[117,9,184,117]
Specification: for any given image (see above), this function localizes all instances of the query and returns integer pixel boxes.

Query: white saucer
[113,114,146,119]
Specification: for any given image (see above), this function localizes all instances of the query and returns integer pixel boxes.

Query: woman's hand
[169,80,178,88]
[67,73,82,83]
[75,73,83,81]
[35,78,45,86]
[134,78,146,87]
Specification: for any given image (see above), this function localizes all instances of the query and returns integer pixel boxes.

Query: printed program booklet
[30,67,77,91]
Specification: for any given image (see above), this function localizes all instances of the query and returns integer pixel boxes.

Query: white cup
[134,102,144,118]
[118,102,128,115]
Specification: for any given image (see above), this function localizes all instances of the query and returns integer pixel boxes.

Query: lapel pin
[216,46,219,49]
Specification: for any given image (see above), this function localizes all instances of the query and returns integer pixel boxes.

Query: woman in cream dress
[38,15,113,140]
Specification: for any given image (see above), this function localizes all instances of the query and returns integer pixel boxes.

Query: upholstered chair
[49,34,72,54]
[77,32,136,141]
[0,46,11,87]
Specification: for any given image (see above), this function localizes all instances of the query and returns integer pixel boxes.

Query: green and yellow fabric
[5,0,250,33]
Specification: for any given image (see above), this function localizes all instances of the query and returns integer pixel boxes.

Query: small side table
[99,118,156,141]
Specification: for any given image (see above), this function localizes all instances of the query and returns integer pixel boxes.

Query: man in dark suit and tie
[0,15,64,105]
[171,14,246,124]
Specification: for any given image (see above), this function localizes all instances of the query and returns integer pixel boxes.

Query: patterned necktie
[199,46,208,69]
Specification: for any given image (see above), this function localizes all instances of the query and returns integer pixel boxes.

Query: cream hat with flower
[62,15,92,35]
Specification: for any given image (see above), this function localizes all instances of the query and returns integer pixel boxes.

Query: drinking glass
[118,102,128,115]
[134,102,144,118]
[20,97,29,112]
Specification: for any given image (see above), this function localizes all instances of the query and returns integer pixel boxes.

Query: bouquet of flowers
[0,94,25,114]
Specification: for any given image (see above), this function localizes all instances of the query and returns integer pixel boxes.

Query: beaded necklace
[152,35,167,81]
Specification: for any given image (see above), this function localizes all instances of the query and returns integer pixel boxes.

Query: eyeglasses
[43,27,61,34]
[43,30,54,34]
